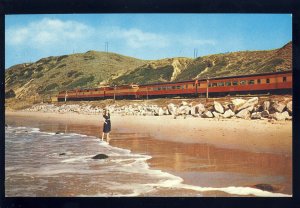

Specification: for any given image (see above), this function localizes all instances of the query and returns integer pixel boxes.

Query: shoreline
[5,110,292,196]
[5,110,292,155]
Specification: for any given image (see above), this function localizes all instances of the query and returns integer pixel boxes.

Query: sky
[5,14,292,69]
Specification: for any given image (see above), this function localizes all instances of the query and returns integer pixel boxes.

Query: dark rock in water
[5,124,8,127]
[254,184,276,192]
[55,131,62,134]
[92,154,109,160]
[59,153,66,156]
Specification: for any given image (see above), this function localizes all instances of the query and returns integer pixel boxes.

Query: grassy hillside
[5,41,292,104]
[5,51,148,99]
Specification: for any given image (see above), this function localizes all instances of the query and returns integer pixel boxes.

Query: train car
[105,84,139,99]
[57,71,292,101]
[136,80,197,99]
[197,70,292,97]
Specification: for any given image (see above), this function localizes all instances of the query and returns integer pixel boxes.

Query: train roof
[138,70,292,87]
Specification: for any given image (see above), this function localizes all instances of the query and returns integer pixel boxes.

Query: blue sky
[5,14,292,69]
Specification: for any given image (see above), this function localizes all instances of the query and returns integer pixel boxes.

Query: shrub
[5,89,16,99]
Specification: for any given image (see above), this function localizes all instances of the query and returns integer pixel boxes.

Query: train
[57,70,292,102]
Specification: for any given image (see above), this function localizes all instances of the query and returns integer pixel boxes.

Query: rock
[281,111,292,120]
[237,97,258,112]
[261,110,270,118]
[222,109,235,118]
[263,101,271,111]
[236,108,250,119]
[5,124,8,127]
[271,101,286,113]
[167,103,177,115]
[191,103,206,115]
[286,101,292,114]
[178,106,191,115]
[214,101,224,114]
[202,111,213,118]
[92,154,109,160]
[251,112,261,119]
[59,153,66,156]
[223,103,230,111]
[270,112,287,121]
[254,184,276,192]
[154,107,164,116]
[212,111,221,118]
[180,101,188,106]
[231,98,247,112]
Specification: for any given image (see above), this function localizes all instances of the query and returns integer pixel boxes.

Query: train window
[176,86,180,89]
[232,81,238,85]
[198,83,200,86]
[162,86,166,90]
[225,81,231,86]
[248,80,255,85]
[257,79,261,84]
[212,83,217,87]
[172,86,176,90]
[193,83,195,87]
[182,85,185,89]
[158,87,161,90]
[208,83,212,87]
[217,82,224,87]
[186,84,188,89]
[266,78,270,84]
[283,77,287,82]
[240,80,246,85]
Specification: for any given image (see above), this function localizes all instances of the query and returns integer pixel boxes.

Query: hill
[114,41,292,84]
[5,51,148,99]
[5,41,292,103]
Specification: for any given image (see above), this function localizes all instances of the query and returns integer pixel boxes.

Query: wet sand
[5,111,292,196]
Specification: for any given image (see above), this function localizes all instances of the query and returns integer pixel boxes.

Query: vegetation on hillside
[5,41,292,103]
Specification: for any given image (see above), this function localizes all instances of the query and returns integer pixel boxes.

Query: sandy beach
[5,111,292,196]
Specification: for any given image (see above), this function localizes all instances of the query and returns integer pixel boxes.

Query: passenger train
[57,70,292,101]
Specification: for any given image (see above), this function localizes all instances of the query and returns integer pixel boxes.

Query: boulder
[261,110,270,118]
[251,112,261,119]
[212,111,221,119]
[223,103,230,111]
[222,109,235,118]
[202,111,214,118]
[178,106,191,115]
[254,184,276,192]
[167,103,177,115]
[92,154,109,160]
[180,101,188,106]
[214,101,224,114]
[236,108,250,119]
[263,101,270,111]
[231,98,247,112]
[191,103,206,115]
[156,107,164,116]
[237,97,258,112]
[286,101,292,114]
[270,112,290,121]
[271,101,286,113]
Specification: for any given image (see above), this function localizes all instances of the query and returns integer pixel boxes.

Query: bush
[67,75,95,89]
[5,89,16,98]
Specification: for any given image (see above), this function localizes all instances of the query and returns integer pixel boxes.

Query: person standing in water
[101,109,111,142]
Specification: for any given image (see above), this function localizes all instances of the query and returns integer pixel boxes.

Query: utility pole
[113,85,116,101]
[105,42,109,53]
[64,90,68,103]
[206,78,209,103]
[146,87,149,100]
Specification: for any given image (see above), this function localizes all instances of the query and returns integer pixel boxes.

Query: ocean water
[5,126,291,197]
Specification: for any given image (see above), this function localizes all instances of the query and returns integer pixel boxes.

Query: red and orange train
[57,70,292,101]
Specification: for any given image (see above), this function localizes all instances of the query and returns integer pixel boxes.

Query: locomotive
[57,70,292,102]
